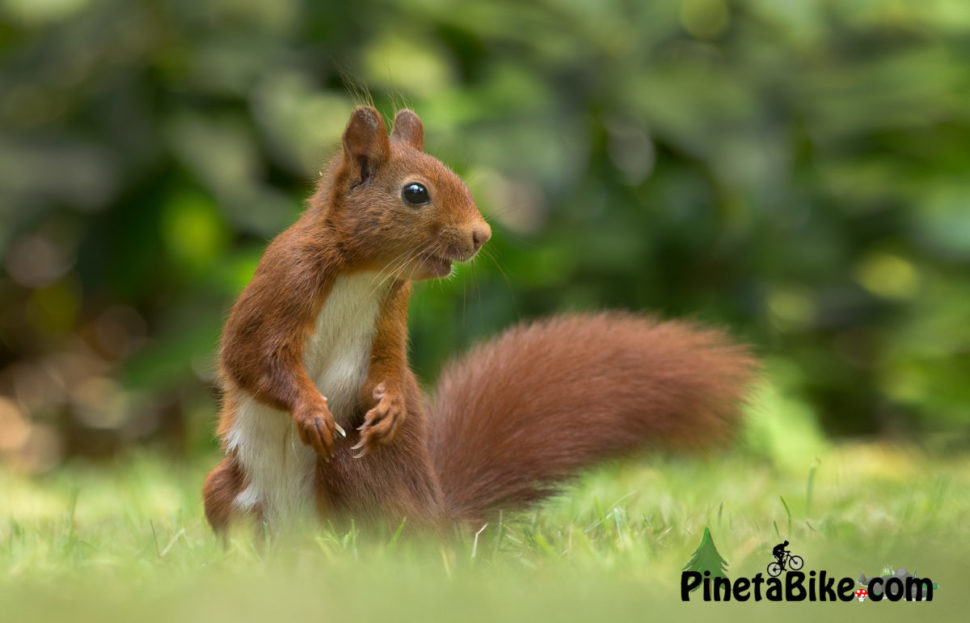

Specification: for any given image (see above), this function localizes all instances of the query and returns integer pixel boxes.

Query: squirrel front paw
[293,396,346,460]
[352,383,406,458]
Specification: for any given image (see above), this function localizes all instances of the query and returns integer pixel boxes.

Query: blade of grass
[806,458,820,515]
[387,517,407,551]
[779,496,792,536]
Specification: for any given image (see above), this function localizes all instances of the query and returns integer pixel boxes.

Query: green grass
[1,445,967,622]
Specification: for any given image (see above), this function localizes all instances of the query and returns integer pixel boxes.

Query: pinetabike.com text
[681,570,935,602]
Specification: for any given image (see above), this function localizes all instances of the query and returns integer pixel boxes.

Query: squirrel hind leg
[202,456,249,534]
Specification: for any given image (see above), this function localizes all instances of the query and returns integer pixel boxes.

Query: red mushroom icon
[855,588,868,602]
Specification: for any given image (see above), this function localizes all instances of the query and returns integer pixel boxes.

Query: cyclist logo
[681,532,936,602]
[767,540,804,577]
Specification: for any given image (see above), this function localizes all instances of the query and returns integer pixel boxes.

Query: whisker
[367,247,411,289]
[367,241,431,297]
[482,247,512,292]
[376,240,435,290]
[472,253,482,308]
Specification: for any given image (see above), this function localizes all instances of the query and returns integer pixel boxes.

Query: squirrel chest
[226,271,387,522]
[303,271,388,421]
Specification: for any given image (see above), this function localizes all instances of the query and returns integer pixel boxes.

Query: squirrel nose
[471,223,491,252]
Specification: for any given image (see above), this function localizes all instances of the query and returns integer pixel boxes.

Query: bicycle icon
[767,551,804,577]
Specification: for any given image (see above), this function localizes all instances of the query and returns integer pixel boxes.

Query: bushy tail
[429,312,757,521]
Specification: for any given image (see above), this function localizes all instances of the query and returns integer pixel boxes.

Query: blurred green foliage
[1,0,968,466]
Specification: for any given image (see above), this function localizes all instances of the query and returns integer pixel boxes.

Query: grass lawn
[1,443,967,622]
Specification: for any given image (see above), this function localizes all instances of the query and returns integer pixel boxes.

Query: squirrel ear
[390,109,424,151]
[341,106,389,185]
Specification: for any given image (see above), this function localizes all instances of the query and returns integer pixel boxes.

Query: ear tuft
[390,109,424,151]
[342,106,389,185]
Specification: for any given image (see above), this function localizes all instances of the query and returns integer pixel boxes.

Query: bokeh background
[1,0,969,473]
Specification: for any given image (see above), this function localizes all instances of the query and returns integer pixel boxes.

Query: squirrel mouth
[423,254,453,277]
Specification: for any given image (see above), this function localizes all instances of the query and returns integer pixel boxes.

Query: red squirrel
[202,106,756,532]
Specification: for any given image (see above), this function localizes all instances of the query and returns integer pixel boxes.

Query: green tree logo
[682,526,729,589]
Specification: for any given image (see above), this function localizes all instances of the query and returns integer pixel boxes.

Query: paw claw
[294,398,337,457]
[355,384,406,455]
[334,423,347,438]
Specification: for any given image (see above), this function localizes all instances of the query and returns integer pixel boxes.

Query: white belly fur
[225,271,387,525]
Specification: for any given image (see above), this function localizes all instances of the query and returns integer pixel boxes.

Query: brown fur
[315,369,442,526]
[214,107,488,462]
[202,455,248,531]
[431,312,757,521]
[202,107,757,533]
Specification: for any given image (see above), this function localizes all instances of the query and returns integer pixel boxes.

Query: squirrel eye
[402,183,430,206]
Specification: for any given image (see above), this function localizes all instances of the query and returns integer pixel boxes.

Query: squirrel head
[322,106,491,280]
